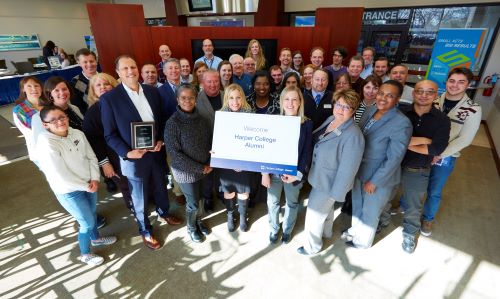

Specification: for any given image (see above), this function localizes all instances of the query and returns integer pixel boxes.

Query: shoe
[390,207,404,215]
[402,235,416,254]
[105,179,118,193]
[96,214,106,229]
[340,230,353,242]
[420,220,432,237]
[158,215,182,225]
[91,236,117,246]
[142,235,161,250]
[269,232,279,244]
[197,219,210,236]
[79,253,104,266]
[188,229,203,243]
[203,198,214,213]
[376,222,389,234]
[175,195,186,206]
[297,246,314,256]
[281,233,291,244]
[345,241,360,248]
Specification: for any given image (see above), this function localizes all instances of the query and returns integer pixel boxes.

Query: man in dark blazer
[303,69,334,130]
[158,58,182,121]
[100,55,181,250]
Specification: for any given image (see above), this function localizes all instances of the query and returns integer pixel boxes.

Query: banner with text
[426,28,487,94]
[211,111,300,175]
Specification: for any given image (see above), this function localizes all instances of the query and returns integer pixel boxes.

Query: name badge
[323,104,332,109]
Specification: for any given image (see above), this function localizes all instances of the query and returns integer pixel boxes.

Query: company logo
[436,50,470,68]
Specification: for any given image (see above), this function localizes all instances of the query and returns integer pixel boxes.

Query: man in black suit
[303,69,333,130]
[100,55,181,250]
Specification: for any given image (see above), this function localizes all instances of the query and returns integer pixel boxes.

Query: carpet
[0,115,28,164]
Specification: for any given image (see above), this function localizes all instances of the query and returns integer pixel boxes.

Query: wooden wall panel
[316,7,364,64]
[130,27,155,68]
[254,0,287,26]
[87,3,145,74]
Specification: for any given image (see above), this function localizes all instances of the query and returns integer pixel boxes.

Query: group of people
[12,38,481,266]
[42,40,71,68]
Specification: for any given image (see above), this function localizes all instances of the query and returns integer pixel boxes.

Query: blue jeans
[267,175,303,235]
[55,191,100,255]
[423,157,457,222]
[401,167,430,236]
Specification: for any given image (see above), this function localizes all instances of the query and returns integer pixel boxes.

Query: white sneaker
[91,236,117,246]
[79,254,104,266]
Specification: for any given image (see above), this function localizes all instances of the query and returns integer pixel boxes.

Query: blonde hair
[245,39,266,70]
[279,86,307,124]
[88,73,119,106]
[221,83,251,111]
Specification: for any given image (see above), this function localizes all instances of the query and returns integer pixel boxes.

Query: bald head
[159,45,171,61]
[413,80,438,107]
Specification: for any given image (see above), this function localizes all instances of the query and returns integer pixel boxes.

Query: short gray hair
[229,54,243,63]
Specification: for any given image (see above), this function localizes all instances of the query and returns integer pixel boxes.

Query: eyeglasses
[178,95,196,101]
[43,115,68,124]
[334,102,353,111]
[415,89,437,96]
[333,54,343,57]
[376,91,397,101]
[336,81,349,86]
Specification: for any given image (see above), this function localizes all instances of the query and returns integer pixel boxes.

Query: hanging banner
[426,28,487,94]
[210,111,300,175]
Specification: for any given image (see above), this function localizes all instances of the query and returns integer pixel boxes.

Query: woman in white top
[37,105,117,266]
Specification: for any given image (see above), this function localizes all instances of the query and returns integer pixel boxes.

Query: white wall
[474,30,500,119]
[0,0,109,70]
[285,0,500,11]
[113,0,165,18]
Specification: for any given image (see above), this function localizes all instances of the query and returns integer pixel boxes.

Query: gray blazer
[356,105,412,188]
[308,116,365,202]
[196,90,224,129]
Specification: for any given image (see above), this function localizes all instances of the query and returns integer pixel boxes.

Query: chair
[68,54,76,65]
[0,59,6,69]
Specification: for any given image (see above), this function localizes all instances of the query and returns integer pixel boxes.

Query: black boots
[225,197,236,232]
[238,199,249,232]
[187,211,203,243]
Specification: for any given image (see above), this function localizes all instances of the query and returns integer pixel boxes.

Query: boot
[225,197,236,232]
[238,199,249,232]
[197,199,210,235]
[187,211,203,243]
[197,218,210,235]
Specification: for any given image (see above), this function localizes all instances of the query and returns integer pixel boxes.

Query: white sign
[210,111,301,175]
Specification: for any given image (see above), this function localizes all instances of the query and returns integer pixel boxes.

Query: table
[0,65,82,106]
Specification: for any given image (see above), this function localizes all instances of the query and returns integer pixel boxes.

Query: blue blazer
[100,83,166,177]
[308,116,365,201]
[157,83,177,121]
[356,105,412,188]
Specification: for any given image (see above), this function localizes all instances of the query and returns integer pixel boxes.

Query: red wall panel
[316,7,365,64]
[87,3,146,74]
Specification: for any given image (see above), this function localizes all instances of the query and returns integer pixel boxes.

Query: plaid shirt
[13,100,38,129]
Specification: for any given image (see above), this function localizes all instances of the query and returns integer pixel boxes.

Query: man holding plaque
[101,55,181,250]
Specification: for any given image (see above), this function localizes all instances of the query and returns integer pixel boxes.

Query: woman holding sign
[297,89,365,255]
[164,85,213,243]
[218,84,254,232]
[261,86,313,244]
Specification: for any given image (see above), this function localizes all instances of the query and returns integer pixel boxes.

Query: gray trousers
[348,178,392,248]
[401,167,430,236]
[303,188,336,254]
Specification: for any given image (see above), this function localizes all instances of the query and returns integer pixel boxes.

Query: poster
[426,28,487,93]
[210,111,301,175]
[0,34,41,51]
